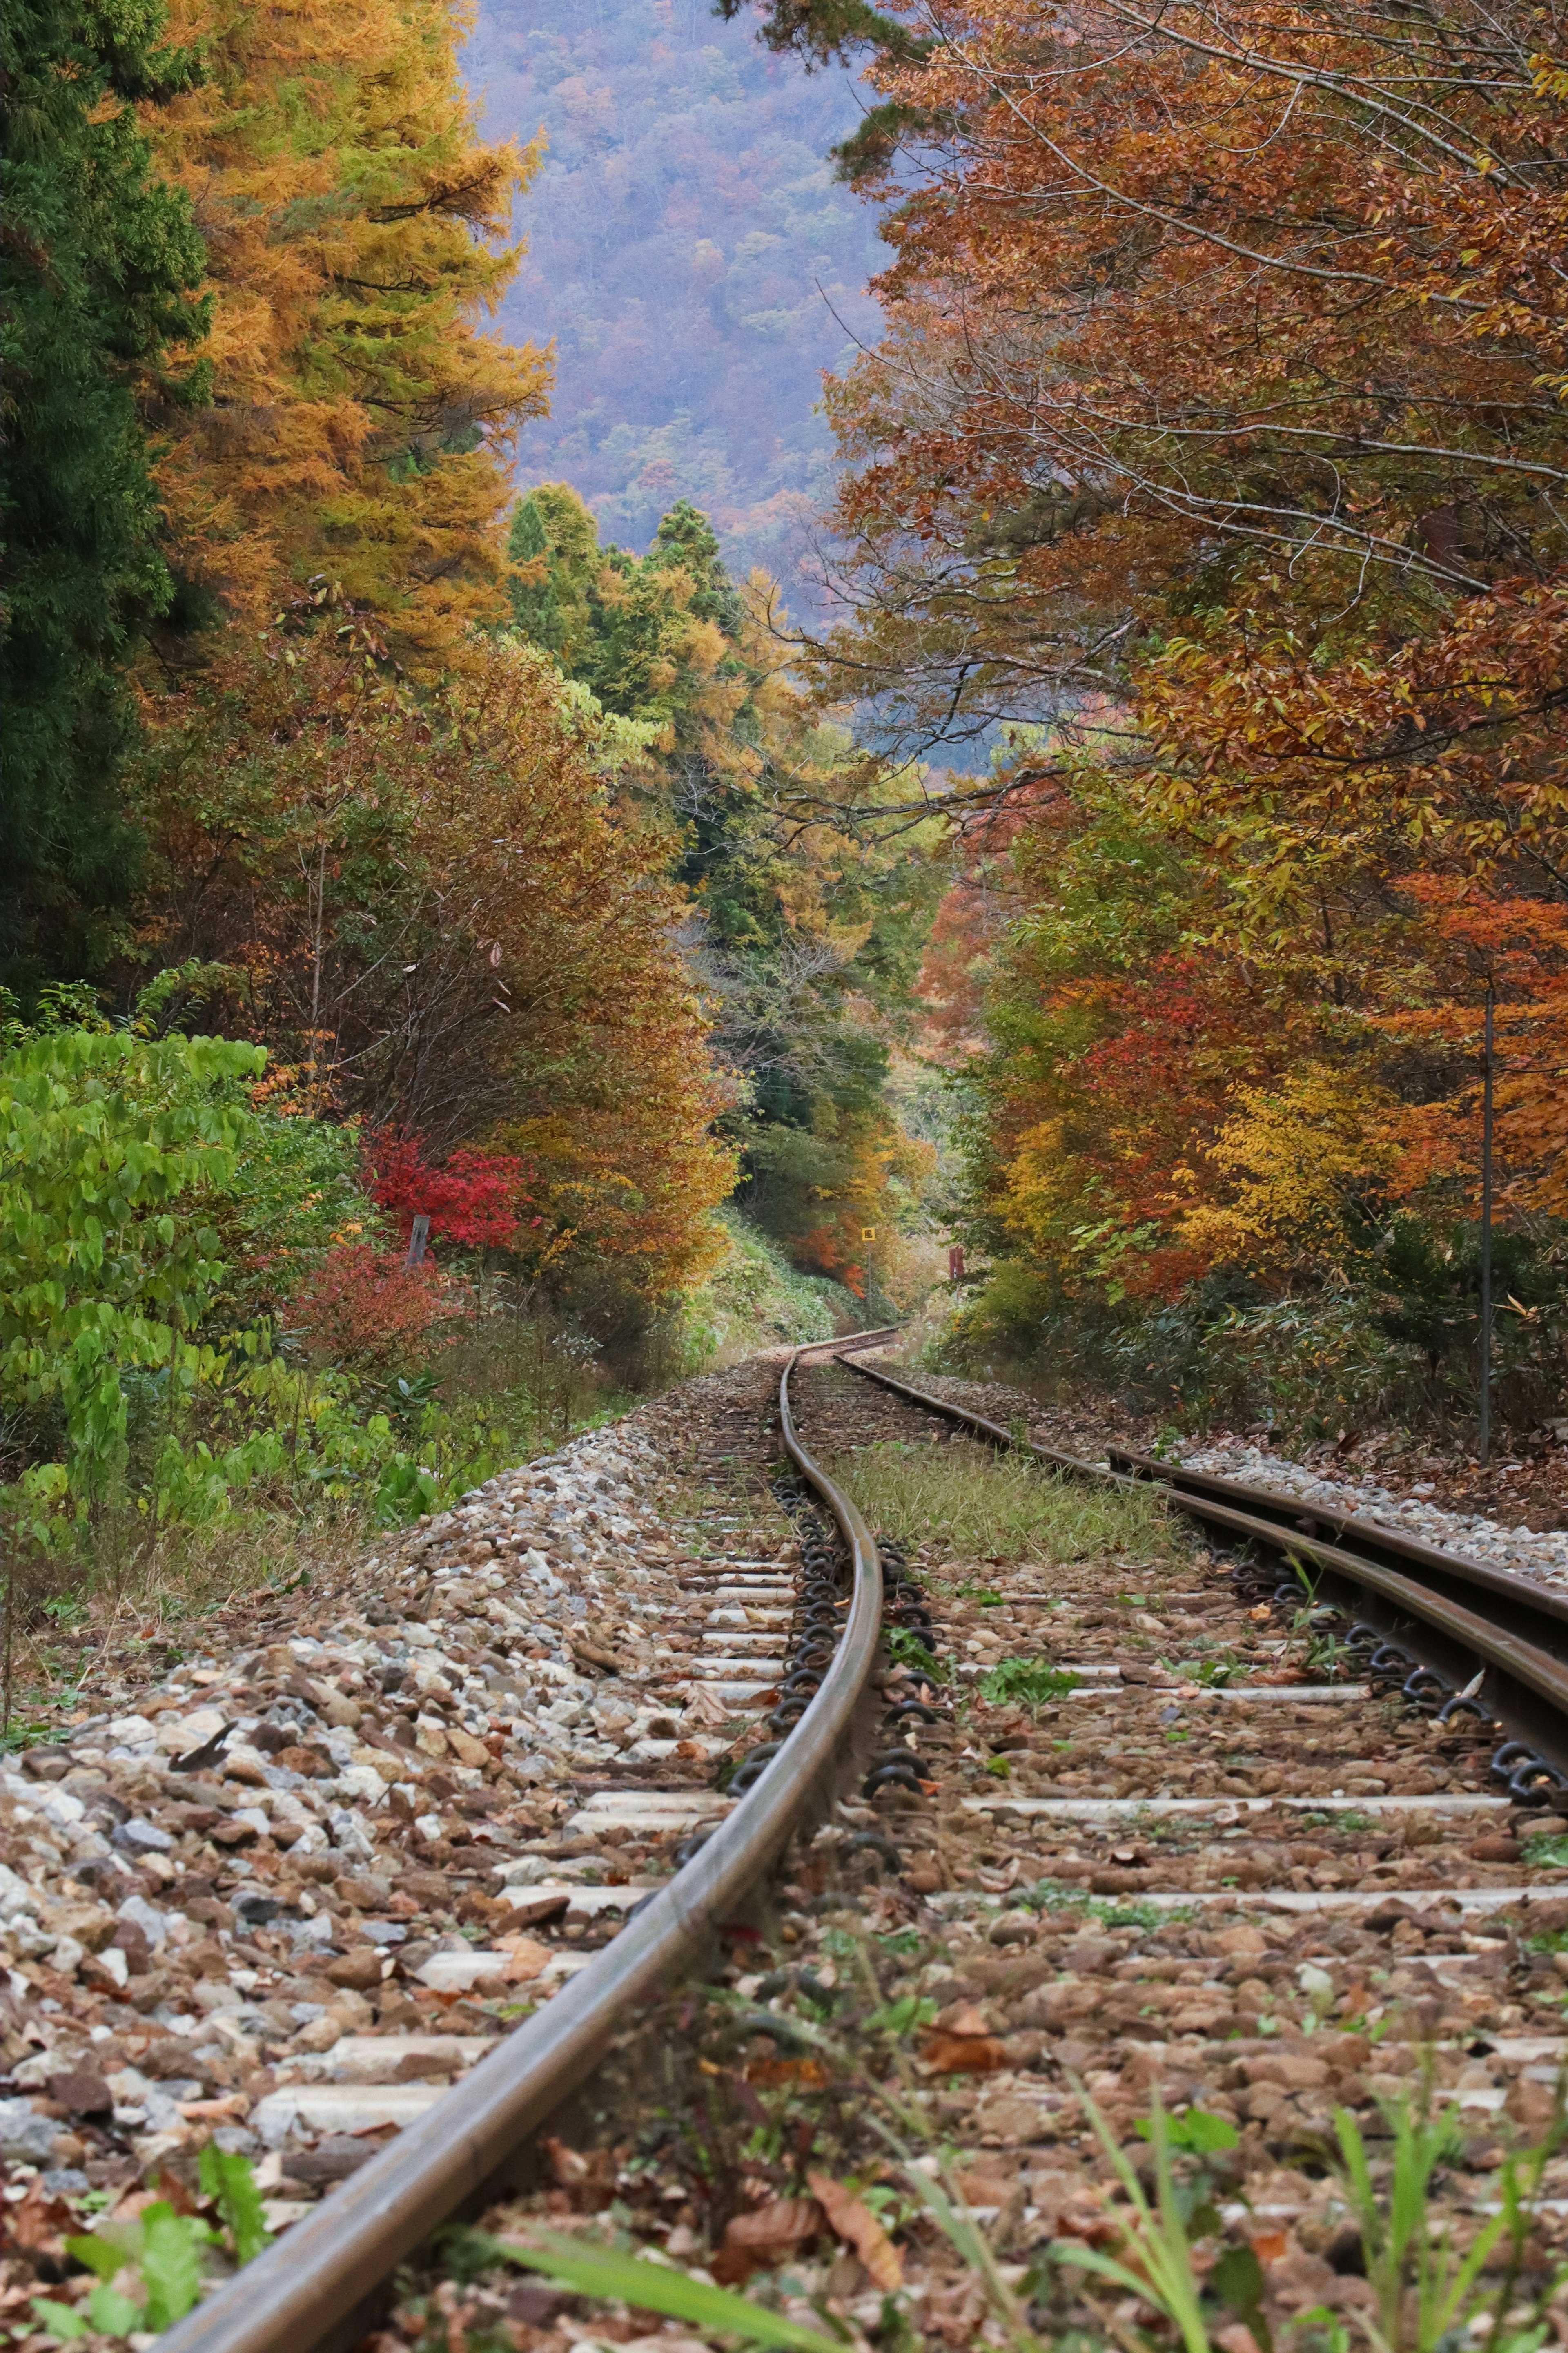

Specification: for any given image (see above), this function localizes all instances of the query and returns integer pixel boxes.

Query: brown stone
[401,1871,451,1905]
[274,1746,333,1779]
[110,1920,152,1974]
[1505,2077,1557,2134]
[1468,1837,1522,1863]
[325,1947,385,1992]
[48,2070,112,2116]
[1242,2052,1330,2090]
[141,2037,207,2080]
[1212,1924,1270,1958]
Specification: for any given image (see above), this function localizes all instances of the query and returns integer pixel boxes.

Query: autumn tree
[126,598,735,1296]
[726,0,1568,1424]
[1,0,207,988]
[507,484,942,1275]
[137,0,550,667]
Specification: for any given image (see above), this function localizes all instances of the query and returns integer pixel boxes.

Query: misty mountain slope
[465,0,882,588]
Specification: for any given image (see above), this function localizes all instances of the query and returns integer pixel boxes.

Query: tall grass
[823,1436,1173,1564]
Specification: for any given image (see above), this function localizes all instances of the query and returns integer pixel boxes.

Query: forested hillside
[465,0,883,587]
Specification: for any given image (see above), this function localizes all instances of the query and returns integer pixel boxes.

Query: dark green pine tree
[0,0,209,992]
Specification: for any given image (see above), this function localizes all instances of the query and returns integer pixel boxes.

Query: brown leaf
[807,2172,902,2292]
[540,2137,615,2210]
[921,2030,1008,2074]
[682,1689,728,1727]
[2,2183,73,2255]
[743,2056,831,2090]
[495,1934,552,1983]
[711,2197,824,2285]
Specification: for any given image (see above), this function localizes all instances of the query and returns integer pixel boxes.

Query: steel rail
[836,1350,1568,1779]
[158,1345,885,2353]
[1103,1441,1568,1655]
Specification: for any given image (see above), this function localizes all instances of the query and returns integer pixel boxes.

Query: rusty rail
[157,1340,887,2353]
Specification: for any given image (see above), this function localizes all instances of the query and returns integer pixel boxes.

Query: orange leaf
[921,2030,1008,2074]
[807,2172,903,2291]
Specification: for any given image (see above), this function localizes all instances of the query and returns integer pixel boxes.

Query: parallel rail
[837,1349,1568,1791]
[160,1339,888,2353]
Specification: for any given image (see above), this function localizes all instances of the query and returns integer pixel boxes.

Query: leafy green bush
[0,992,577,1575]
[0,1008,272,1516]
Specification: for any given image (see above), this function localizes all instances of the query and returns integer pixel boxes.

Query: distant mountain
[463,0,883,598]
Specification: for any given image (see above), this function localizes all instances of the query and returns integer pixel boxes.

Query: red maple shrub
[365,1132,530,1256]
[290,1244,458,1376]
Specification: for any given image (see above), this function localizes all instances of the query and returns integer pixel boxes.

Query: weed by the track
[978,1657,1082,1706]
[489,2018,1568,2353]
[824,1438,1172,1567]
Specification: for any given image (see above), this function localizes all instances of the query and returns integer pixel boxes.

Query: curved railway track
[158,1335,896,2353]
[840,1349,1568,1802]
[146,1338,1568,2352]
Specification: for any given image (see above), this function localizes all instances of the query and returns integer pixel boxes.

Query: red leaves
[290,1244,456,1374]
[366,1131,528,1255]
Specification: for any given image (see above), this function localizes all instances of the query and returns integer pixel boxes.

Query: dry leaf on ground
[711,2196,825,2284]
[807,2172,903,2291]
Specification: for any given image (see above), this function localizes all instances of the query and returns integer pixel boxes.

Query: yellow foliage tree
[1179,1071,1408,1280]
[140,0,550,666]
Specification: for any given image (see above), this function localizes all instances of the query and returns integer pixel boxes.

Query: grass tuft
[826,1436,1173,1566]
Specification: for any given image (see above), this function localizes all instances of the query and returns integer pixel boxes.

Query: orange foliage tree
[126,599,735,1296]
[138,0,550,667]
[731,0,1568,1408]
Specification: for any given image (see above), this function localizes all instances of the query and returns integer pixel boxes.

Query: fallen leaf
[711,2197,825,2285]
[496,1934,552,1983]
[1252,2230,1290,2264]
[1,2183,72,2255]
[743,2056,831,2090]
[808,2172,903,2292]
[921,2030,1008,2074]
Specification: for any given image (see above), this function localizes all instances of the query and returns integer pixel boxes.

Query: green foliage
[863,1993,938,2036]
[979,1658,1081,1707]
[199,2142,274,2266]
[0,1013,269,1511]
[884,1626,946,1678]
[1136,2110,1238,2155]
[679,1208,862,1363]
[65,2199,213,2332]
[36,2152,275,2340]
[0,0,208,988]
[489,2228,847,2353]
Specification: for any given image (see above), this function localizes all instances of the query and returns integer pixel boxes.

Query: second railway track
[26,1336,1568,2352]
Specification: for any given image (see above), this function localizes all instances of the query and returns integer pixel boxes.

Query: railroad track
[61,1335,1568,2349]
[840,1348,1568,1800]
[156,1336,898,2353]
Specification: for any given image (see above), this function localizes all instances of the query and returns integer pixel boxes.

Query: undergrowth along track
[842,1349,1568,1804]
